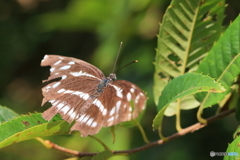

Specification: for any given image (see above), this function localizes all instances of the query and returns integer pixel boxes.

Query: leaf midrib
[182,1,200,74]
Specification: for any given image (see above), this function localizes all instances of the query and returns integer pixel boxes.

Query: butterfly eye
[109,73,116,81]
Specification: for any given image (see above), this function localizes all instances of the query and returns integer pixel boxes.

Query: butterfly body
[96,74,115,94]
[41,55,146,137]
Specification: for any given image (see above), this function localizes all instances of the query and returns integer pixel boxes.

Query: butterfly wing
[41,55,105,124]
[70,80,147,136]
[103,80,146,126]
[41,55,147,137]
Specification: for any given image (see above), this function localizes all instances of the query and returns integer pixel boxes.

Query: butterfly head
[109,73,117,81]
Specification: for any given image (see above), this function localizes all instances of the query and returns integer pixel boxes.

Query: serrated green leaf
[224,136,240,160]
[218,84,239,109]
[0,113,71,149]
[0,106,19,122]
[92,150,113,160]
[153,0,225,106]
[235,98,240,124]
[233,126,240,139]
[153,73,225,129]
[196,15,240,108]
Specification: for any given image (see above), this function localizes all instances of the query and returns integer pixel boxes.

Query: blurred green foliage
[0,0,240,160]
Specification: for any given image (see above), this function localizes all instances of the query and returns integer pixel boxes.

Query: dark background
[0,0,240,160]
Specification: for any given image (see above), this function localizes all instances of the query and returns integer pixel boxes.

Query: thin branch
[44,140,81,156]
[44,108,235,157]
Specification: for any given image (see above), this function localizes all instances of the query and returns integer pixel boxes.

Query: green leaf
[233,126,240,139]
[235,98,240,124]
[196,15,240,108]
[92,150,113,160]
[0,106,19,122]
[224,136,240,160]
[153,0,225,105]
[152,73,225,129]
[0,113,71,149]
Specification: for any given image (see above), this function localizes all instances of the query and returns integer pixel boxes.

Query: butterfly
[41,55,147,137]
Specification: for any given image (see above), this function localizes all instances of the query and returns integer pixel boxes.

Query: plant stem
[197,103,207,123]
[133,119,150,143]
[89,135,110,150]
[176,99,182,131]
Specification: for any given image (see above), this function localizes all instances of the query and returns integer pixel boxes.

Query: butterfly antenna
[115,60,138,73]
[112,42,123,73]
